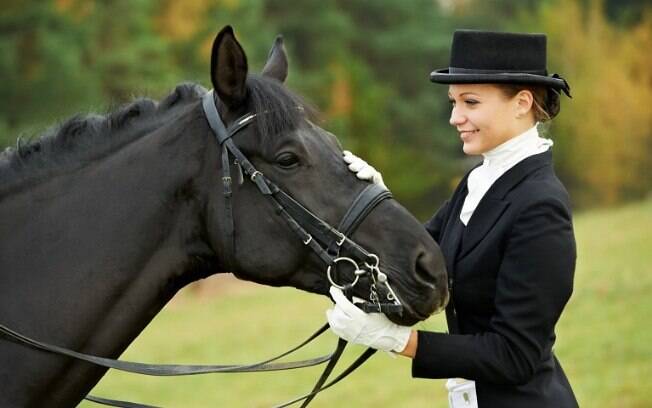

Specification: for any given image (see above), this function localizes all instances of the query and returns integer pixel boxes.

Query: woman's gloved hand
[343,150,387,190]
[326,286,411,352]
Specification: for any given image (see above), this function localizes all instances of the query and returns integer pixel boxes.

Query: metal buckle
[303,234,313,245]
[250,171,262,182]
[334,230,346,246]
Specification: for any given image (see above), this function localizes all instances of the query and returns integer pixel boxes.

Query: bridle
[0,90,404,407]
[202,90,402,314]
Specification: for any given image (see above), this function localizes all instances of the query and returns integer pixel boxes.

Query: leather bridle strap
[202,93,263,270]
[200,89,397,407]
[333,184,392,250]
[0,322,333,376]
[203,93,406,328]
[202,90,395,273]
[275,347,378,407]
[84,395,158,408]
[268,183,391,265]
[0,321,338,408]
[299,332,348,408]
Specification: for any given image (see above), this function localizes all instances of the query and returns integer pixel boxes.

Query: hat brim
[430,68,567,91]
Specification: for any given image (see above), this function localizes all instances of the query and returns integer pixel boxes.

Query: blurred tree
[522,0,652,206]
[156,0,279,87]
[1,0,650,214]
[341,0,460,206]
[0,0,176,145]
[0,1,98,137]
[88,0,177,101]
[604,0,651,26]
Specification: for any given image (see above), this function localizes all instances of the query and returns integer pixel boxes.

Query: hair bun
[545,89,561,120]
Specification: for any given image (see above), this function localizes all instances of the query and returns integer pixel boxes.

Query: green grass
[82,199,652,407]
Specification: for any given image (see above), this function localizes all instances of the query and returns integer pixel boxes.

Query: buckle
[334,231,346,246]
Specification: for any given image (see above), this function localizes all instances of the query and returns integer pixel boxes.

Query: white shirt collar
[481,123,552,171]
[459,123,553,226]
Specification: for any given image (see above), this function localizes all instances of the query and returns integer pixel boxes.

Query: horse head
[200,27,448,325]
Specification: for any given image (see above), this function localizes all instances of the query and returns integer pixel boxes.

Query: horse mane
[0,83,207,195]
[0,76,318,196]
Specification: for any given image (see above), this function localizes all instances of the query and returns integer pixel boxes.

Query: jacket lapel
[438,169,474,273]
[439,185,466,273]
[457,150,553,260]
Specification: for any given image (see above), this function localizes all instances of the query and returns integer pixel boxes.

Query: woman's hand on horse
[343,151,387,190]
[326,286,411,353]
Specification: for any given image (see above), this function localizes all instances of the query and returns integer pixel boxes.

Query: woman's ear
[515,89,534,119]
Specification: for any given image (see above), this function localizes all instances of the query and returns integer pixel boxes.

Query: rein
[0,90,402,407]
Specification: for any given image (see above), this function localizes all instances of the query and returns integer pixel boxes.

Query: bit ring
[327,257,362,289]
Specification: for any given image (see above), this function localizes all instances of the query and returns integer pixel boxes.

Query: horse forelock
[244,75,320,142]
[0,83,207,195]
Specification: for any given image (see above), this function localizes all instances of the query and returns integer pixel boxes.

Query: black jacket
[413,150,578,407]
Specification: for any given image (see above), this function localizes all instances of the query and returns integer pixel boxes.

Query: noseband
[203,90,402,313]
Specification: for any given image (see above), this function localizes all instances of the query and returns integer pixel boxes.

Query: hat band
[449,66,547,75]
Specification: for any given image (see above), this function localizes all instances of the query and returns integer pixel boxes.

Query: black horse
[0,27,447,407]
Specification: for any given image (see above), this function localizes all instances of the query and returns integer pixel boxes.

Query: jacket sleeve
[423,200,451,244]
[412,198,576,385]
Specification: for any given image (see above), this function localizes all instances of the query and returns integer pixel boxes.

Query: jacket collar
[443,150,553,264]
[480,149,552,201]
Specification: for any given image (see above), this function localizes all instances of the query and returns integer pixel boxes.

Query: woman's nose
[449,107,465,126]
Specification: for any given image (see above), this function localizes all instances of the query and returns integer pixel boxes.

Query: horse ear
[261,35,288,83]
[210,26,248,109]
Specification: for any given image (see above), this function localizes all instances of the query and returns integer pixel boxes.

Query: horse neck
[0,111,218,406]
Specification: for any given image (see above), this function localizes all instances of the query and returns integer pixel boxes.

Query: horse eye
[276,152,300,169]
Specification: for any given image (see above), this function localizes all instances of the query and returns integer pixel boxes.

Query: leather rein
[0,90,403,407]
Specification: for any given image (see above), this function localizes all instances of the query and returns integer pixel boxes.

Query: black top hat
[430,29,571,97]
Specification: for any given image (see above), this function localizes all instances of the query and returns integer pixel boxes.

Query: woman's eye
[465,99,479,105]
[276,152,300,168]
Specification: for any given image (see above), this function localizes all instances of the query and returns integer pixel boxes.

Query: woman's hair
[496,84,561,122]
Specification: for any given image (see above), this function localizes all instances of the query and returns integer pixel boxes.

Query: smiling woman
[447,81,561,156]
[447,83,538,155]
[327,29,578,408]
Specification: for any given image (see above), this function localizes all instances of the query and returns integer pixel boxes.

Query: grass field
[82,199,652,407]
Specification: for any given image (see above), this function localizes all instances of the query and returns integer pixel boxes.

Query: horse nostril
[412,250,449,314]
[414,252,438,289]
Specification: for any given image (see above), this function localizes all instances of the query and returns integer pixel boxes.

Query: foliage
[0,1,100,130]
[0,0,650,216]
[0,0,177,137]
[521,0,652,206]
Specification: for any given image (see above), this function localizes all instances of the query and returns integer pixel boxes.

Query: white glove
[326,286,411,352]
[343,150,387,190]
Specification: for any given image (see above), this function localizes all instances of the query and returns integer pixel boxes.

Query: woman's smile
[458,129,479,141]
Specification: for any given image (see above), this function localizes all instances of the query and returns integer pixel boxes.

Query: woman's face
[448,84,532,155]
